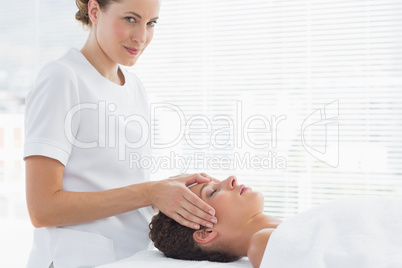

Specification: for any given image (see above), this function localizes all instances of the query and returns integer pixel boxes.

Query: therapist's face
[94,0,160,66]
[189,176,264,246]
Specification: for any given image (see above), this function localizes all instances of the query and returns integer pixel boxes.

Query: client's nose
[223,175,237,190]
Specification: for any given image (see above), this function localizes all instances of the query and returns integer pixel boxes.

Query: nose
[223,176,237,190]
[131,24,147,45]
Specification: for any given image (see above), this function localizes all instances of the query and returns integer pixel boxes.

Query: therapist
[23,0,217,267]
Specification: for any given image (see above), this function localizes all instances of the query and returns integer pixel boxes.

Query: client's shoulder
[247,228,275,268]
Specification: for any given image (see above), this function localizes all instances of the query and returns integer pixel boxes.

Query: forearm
[26,156,216,230]
[29,181,156,228]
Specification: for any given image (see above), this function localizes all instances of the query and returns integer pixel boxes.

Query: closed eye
[210,189,217,197]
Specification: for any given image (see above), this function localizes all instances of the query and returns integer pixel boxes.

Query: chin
[116,52,140,67]
[120,58,138,67]
[250,191,265,211]
[242,190,264,206]
[238,192,265,219]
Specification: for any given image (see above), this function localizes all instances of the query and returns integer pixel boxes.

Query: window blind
[133,0,402,219]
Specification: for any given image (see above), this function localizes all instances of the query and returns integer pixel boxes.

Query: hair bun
[75,0,90,26]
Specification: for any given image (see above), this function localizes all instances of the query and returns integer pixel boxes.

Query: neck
[230,213,282,257]
[81,30,123,85]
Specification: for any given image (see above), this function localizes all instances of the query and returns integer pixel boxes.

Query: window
[132,0,402,218]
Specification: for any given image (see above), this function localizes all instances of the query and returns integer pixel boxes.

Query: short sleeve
[24,61,81,166]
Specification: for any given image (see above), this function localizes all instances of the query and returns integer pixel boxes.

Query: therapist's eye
[148,21,157,27]
[124,17,136,23]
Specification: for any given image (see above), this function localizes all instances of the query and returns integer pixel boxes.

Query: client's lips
[239,185,250,195]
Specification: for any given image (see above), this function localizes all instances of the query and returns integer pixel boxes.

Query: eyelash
[210,189,217,197]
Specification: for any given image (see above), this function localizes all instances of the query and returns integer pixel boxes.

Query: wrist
[144,180,157,207]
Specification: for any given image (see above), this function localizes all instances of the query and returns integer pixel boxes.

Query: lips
[124,46,140,56]
[239,185,249,195]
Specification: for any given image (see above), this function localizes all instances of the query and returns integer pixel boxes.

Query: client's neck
[231,213,282,257]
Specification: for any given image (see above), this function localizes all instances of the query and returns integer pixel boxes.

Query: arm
[26,155,217,229]
[247,228,275,268]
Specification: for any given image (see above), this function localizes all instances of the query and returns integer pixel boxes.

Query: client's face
[189,176,264,247]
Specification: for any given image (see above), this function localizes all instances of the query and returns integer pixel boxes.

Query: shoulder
[38,59,77,83]
[28,56,80,104]
[247,228,275,268]
[31,55,80,99]
[35,48,85,86]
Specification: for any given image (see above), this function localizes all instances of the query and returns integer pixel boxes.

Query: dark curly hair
[149,212,240,262]
[75,0,121,26]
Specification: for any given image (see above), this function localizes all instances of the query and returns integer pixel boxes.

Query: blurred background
[1,0,401,266]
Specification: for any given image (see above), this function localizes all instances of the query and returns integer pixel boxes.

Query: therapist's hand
[150,173,218,230]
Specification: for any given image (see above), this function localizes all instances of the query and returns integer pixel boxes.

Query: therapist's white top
[24,48,153,268]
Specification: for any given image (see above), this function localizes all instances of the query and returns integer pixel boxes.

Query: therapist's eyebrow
[125,11,159,21]
[199,183,210,197]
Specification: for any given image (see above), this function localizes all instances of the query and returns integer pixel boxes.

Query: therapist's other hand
[150,173,218,230]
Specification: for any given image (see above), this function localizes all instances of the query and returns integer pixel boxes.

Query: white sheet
[96,249,252,268]
[261,196,402,268]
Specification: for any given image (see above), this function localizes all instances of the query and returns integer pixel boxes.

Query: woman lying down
[149,176,402,268]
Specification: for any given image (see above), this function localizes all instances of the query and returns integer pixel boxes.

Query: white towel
[261,196,402,268]
[97,249,252,268]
